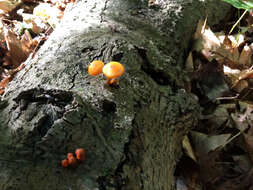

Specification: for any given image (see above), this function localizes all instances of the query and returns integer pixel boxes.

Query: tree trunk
[0,0,230,189]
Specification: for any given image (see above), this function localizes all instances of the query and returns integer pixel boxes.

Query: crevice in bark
[13,88,73,107]
[10,88,73,148]
[135,46,171,86]
[97,129,134,190]
[36,114,53,137]
[92,43,107,61]
[112,52,124,62]
[81,46,96,54]
[68,71,78,90]
[0,99,8,109]
[100,0,110,23]
[102,99,116,114]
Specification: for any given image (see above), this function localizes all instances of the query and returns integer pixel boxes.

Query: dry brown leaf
[185,51,194,72]
[190,131,231,155]
[233,155,252,173]
[20,29,37,51]
[224,65,241,75]
[224,65,253,88]
[4,27,31,68]
[192,19,221,60]
[239,45,252,66]
[214,41,240,68]
[238,68,253,80]
[182,135,197,162]
[197,61,229,100]
[233,79,249,93]
[0,76,10,94]
[201,28,221,60]
[227,34,244,48]
[0,20,4,41]
[232,103,253,132]
[0,0,19,13]
[244,127,253,163]
[210,34,251,70]
[194,19,206,40]
[231,104,253,162]
[0,63,25,95]
[31,18,49,34]
[216,168,253,190]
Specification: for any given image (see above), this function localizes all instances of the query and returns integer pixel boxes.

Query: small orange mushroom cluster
[61,148,85,168]
[88,60,125,85]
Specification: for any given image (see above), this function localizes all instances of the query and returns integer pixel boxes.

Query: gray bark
[0,0,230,190]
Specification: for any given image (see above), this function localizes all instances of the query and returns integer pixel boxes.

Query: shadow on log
[0,0,231,189]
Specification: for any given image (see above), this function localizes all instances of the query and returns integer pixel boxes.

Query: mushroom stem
[106,78,118,85]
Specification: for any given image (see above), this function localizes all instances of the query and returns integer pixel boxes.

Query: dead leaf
[182,135,197,162]
[176,157,202,190]
[208,104,231,128]
[0,63,24,95]
[193,20,220,60]
[239,44,252,66]
[31,18,49,34]
[233,79,248,93]
[190,131,231,155]
[216,168,253,190]
[4,27,31,68]
[197,61,229,100]
[0,76,11,94]
[194,19,206,40]
[223,65,240,75]
[232,102,253,132]
[231,103,253,161]
[185,51,194,72]
[233,155,252,173]
[243,126,253,162]
[0,0,19,13]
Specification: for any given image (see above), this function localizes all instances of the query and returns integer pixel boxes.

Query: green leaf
[222,0,253,9]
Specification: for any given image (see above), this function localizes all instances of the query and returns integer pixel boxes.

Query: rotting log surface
[0,0,230,190]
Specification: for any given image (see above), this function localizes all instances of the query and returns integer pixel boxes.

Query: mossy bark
[0,0,230,189]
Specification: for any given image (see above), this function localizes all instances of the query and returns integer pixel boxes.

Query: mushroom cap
[68,156,78,168]
[88,60,104,76]
[75,148,85,161]
[61,159,69,168]
[102,61,124,79]
[67,153,74,159]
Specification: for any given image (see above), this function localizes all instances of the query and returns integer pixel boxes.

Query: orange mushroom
[88,60,104,76]
[67,153,74,159]
[68,155,78,168]
[61,159,69,168]
[75,148,85,162]
[102,61,124,85]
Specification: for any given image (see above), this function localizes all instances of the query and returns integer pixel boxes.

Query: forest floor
[1,1,253,190]
[177,9,253,190]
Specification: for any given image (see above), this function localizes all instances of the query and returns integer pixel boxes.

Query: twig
[229,9,247,34]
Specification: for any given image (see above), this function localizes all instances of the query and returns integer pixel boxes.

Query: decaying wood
[0,0,231,189]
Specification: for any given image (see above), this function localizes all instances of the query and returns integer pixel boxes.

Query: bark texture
[0,0,230,190]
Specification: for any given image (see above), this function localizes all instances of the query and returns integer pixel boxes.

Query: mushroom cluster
[88,60,125,85]
[61,148,85,168]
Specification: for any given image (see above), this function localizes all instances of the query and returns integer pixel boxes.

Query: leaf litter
[176,13,253,190]
[0,0,74,95]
